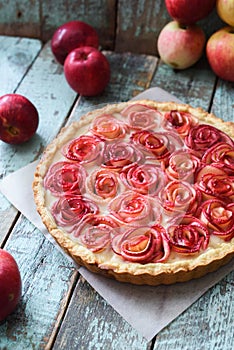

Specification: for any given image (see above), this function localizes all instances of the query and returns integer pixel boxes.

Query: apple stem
[80,52,88,60]
[179,24,188,30]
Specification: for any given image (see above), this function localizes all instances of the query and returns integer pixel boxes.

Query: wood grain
[0,40,77,245]
[211,80,234,123]
[0,0,117,48]
[0,36,42,245]
[53,276,151,350]
[0,38,79,349]
[150,58,216,110]
[40,0,117,47]
[0,36,42,95]
[153,271,234,350]
[115,0,170,54]
[0,217,78,350]
[0,0,224,55]
[0,1,40,38]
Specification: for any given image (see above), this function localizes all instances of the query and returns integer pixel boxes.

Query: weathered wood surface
[0,34,233,350]
[0,37,77,245]
[0,0,224,55]
[0,36,42,245]
[115,0,170,54]
[0,36,42,96]
[115,1,224,54]
[40,0,117,48]
[0,0,117,49]
[0,1,41,39]
[53,276,151,350]
[0,218,78,350]
[153,270,234,350]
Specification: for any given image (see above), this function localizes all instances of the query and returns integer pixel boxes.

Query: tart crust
[33,100,234,285]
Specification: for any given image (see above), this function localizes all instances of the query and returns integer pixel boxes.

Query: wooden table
[0,35,233,350]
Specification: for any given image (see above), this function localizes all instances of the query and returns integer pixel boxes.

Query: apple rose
[63,135,104,164]
[164,150,200,183]
[120,163,165,195]
[195,165,234,202]
[75,214,119,252]
[185,124,234,157]
[111,224,170,263]
[121,103,163,130]
[131,130,182,161]
[90,114,128,140]
[159,180,200,215]
[199,199,234,241]
[167,215,210,254]
[202,142,234,175]
[163,110,198,138]
[86,169,119,199]
[102,141,144,171]
[51,195,99,229]
[108,191,162,226]
[44,161,87,196]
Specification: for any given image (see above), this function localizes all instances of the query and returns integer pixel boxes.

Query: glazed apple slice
[111,225,170,263]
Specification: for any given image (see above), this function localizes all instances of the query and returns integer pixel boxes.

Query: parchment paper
[1,87,233,341]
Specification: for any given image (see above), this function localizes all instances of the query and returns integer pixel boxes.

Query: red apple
[165,0,216,25]
[157,21,206,69]
[0,94,39,144]
[64,46,110,96]
[51,21,99,65]
[0,249,22,322]
[216,0,234,27]
[206,26,234,82]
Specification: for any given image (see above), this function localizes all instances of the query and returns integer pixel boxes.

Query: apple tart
[33,100,234,285]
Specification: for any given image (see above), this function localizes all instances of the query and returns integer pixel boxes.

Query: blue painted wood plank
[153,271,234,350]
[0,0,116,48]
[0,218,77,350]
[0,36,42,245]
[0,37,78,348]
[41,0,117,47]
[53,276,151,350]
[211,80,234,123]
[0,1,40,38]
[0,36,42,96]
[116,0,170,54]
[0,40,77,243]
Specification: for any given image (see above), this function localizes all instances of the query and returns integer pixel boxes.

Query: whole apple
[216,0,234,26]
[206,26,234,82]
[64,46,110,96]
[51,21,99,65]
[0,94,39,144]
[0,249,22,322]
[157,21,206,69]
[165,0,216,25]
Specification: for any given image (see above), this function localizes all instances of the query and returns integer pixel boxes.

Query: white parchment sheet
[1,87,233,341]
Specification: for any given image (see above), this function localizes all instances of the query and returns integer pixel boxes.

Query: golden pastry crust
[33,100,234,285]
